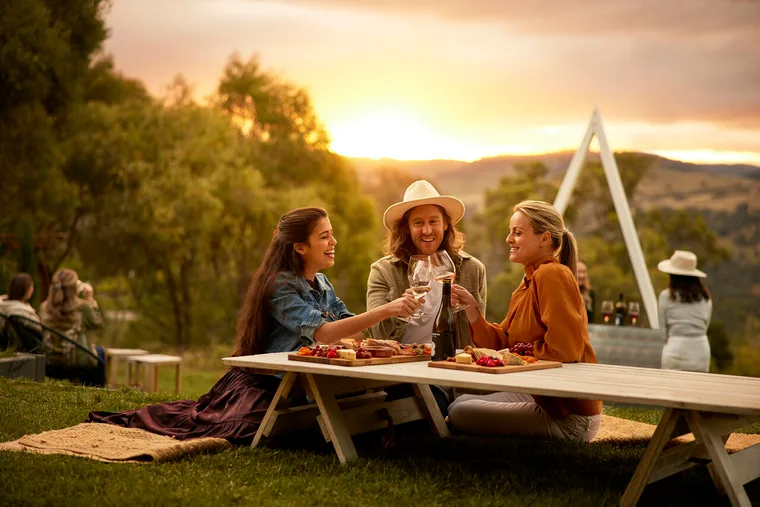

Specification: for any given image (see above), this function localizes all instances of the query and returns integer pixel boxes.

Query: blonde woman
[41,268,105,386]
[449,200,602,441]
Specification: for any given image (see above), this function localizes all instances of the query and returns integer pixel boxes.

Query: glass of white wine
[407,255,434,319]
[430,250,469,312]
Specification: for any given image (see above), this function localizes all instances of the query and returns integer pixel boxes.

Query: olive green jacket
[366,250,486,349]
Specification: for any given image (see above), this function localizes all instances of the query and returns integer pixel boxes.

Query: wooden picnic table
[223,352,760,507]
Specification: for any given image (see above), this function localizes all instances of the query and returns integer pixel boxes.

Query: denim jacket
[260,272,354,353]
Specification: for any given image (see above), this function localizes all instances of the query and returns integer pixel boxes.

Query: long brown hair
[7,273,33,301]
[233,207,328,357]
[44,269,81,326]
[668,275,711,303]
[384,205,465,263]
[514,200,578,278]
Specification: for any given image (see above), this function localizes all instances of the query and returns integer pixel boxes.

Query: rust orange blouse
[469,255,603,418]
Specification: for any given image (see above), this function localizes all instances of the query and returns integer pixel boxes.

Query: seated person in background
[657,250,713,373]
[88,207,419,442]
[41,268,106,386]
[367,180,486,348]
[0,272,41,326]
[449,200,602,442]
[576,259,595,324]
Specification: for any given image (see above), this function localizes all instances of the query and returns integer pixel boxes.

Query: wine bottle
[614,292,627,326]
[432,279,456,361]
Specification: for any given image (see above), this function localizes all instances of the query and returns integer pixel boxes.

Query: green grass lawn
[0,374,758,507]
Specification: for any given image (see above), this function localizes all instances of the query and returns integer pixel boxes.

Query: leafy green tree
[0,0,110,295]
[215,54,379,312]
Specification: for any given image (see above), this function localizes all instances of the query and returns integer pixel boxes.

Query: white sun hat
[657,250,707,278]
[382,180,465,230]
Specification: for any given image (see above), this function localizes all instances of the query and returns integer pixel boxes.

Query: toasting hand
[386,294,421,318]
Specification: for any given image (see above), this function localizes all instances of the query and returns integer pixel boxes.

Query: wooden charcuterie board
[288,353,431,367]
[428,359,562,374]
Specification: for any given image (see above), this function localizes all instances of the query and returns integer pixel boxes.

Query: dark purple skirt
[87,369,281,445]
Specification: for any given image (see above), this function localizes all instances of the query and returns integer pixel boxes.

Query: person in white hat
[366,180,486,348]
[657,250,713,372]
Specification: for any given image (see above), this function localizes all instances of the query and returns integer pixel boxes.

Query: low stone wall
[0,353,46,381]
[588,324,665,369]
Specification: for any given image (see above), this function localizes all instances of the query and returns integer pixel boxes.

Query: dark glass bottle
[432,279,456,361]
[614,292,627,326]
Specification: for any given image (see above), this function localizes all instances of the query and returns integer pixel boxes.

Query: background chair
[4,314,105,385]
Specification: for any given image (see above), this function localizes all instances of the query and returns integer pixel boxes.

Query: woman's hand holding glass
[429,250,468,312]
[386,293,421,319]
[451,284,480,323]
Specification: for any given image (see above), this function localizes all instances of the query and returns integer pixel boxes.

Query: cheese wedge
[337,349,357,360]
[455,353,473,364]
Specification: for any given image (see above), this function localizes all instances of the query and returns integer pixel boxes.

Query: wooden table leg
[412,384,450,437]
[150,365,158,392]
[251,372,297,448]
[305,373,358,464]
[620,407,681,507]
[687,411,753,507]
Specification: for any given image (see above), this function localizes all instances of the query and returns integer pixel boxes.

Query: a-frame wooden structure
[554,107,659,329]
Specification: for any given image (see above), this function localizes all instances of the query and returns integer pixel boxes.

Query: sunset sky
[104,0,760,164]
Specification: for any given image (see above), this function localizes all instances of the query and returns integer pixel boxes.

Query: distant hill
[349,152,760,213]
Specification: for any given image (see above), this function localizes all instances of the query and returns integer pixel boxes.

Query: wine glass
[407,255,434,319]
[628,301,640,326]
[601,300,614,324]
[429,250,469,312]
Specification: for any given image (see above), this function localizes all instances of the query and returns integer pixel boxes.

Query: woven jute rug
[595,415,760,453]
[0,423,231,463]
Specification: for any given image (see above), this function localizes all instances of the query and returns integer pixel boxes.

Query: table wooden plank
[223,354,760,415]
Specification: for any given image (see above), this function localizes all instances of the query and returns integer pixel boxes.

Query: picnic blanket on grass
[0,423,231,463]
[595,415,760,452]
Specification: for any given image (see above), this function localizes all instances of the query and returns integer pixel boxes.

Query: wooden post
[553,107,659,329]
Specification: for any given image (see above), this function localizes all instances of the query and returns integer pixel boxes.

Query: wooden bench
[223,352,760,507]
[126,354,183,394]
[104,348,150,388]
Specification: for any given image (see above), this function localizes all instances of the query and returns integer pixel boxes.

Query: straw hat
[657,250,707,278]
[382,180,465,230]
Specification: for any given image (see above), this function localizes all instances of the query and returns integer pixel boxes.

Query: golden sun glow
[328,109,556,162]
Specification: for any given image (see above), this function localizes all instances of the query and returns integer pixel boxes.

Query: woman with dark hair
[448,200,602,441]
[88,207,419,442]
[367,180,486,347]
[40,268,106,386]
[657,250,713,372]
[0,273,41,333]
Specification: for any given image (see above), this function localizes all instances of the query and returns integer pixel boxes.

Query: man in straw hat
[657,250,713,372]
[366,180,486,348]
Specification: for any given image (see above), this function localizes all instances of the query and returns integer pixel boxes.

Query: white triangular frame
[554,107,659,329]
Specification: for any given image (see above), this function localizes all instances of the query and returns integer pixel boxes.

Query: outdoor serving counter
[588,323,665,369]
